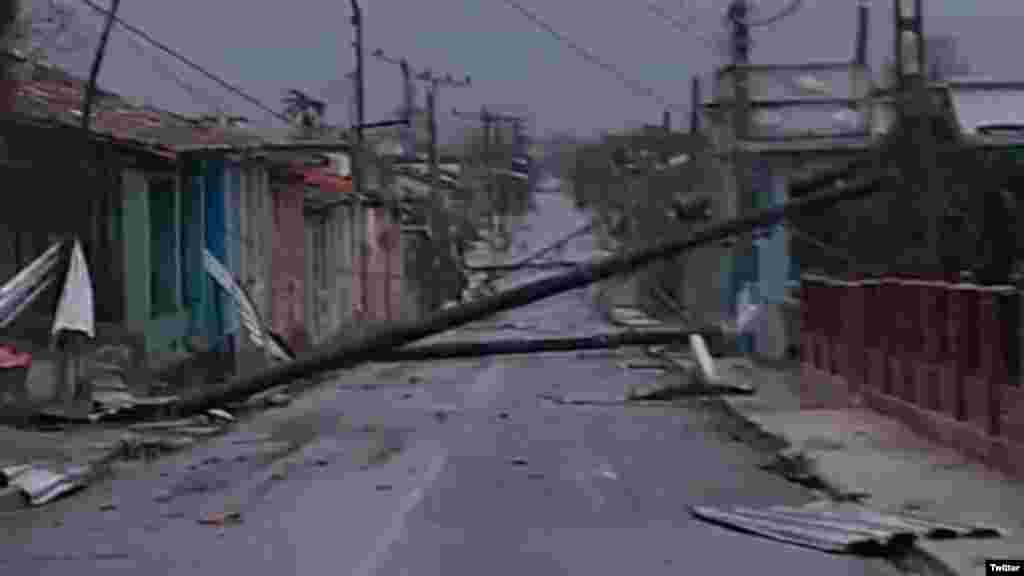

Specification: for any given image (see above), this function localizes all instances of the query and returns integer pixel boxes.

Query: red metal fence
[800,274,1024,478]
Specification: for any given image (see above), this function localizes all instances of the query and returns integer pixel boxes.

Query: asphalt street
[0,190,901,576]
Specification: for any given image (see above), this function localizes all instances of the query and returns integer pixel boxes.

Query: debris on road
[198,511,243,526]
[375,483,393,491]
[1,463,92,507]
[689,503,1006,555]
[207,408,235,422]
[508,457,529,467]
[267,392,293,407]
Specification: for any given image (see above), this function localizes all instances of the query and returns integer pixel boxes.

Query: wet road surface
[0,190,900,576]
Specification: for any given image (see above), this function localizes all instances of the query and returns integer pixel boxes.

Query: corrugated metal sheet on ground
[690,504,1005,555]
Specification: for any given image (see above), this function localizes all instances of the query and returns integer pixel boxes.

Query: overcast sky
[32,0,1024,141]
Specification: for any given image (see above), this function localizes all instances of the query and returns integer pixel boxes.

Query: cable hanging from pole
[76,0,293,124]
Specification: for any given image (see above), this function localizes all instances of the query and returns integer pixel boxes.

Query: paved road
[0,190,899,576]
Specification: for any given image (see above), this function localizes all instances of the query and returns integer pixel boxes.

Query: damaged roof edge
[176,140,351,155]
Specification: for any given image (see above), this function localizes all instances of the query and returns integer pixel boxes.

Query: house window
[149,177,178,317]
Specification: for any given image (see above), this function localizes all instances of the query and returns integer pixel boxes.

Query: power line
[496,0,683,111]
[76,0,291,124]
[644,1,718,49]
[118,27,228,117]
[729,0,804,28]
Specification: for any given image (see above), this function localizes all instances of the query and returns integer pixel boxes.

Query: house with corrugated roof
[0,55,348,391]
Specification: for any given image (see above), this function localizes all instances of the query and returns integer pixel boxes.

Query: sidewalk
[716,357,1024,576]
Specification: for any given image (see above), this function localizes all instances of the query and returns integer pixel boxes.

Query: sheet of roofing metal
[691,504,1006,555]
[949,87,1024,134]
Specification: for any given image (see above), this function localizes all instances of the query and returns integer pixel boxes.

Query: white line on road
[353,447,448,576]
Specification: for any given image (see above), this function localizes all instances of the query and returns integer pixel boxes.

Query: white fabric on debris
[51,240,94,338]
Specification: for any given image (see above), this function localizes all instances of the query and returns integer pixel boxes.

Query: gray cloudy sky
[34,0,1024,140]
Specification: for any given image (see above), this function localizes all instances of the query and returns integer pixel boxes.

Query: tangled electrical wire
[728,0,804,28]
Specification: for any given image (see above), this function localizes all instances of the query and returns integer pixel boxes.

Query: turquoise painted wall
[121,170,190,356]
[182,159,207,344]
[121,170,151,331]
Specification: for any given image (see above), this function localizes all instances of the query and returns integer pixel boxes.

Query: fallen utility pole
[176,171,882,415]
[367,328,724,363]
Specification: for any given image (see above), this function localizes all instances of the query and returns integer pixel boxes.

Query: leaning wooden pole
[176,172,882,415]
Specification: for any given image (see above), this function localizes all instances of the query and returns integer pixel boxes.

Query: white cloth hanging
[51,240,95,338]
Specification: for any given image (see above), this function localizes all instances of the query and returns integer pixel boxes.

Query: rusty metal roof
[10,62,296,158]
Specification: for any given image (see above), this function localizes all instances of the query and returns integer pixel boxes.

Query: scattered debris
[538,392,630,406]
[173,426,223,437]
[198,511,243,526]
[130,419,199,431]
[267,393,293,407]
[527,472,545,480]
[0,464,92,507]
[508,457,529,467]
[618,359,670,372]
[121,434,196,460]
[433,410,450,423]
[375,483,393,492]
[400,392,414,400]
[100,501,117,511]
[153,490,173,503]
[207,408,235,422]
[498,411,510,420]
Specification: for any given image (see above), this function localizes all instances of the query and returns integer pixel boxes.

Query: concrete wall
[271,179,307,353]
[235,164,274,376]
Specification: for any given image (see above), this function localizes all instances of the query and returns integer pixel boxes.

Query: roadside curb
[712,386,966,576]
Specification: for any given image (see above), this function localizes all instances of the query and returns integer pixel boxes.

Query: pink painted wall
[364,207,403,322]
[271,181,307,353]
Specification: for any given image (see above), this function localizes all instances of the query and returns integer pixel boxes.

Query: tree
[282,89,326,135]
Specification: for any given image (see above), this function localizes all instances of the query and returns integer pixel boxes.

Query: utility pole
[371,49,418,158]
[691,76,702,134]
[372,50,470,308]
[348,0,367,316]
[727,0,753,338]
[453,107,526,253]
[63,0,119,415]
[420,70,470,308]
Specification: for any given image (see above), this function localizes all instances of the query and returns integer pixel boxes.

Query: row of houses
[0,55,467,393]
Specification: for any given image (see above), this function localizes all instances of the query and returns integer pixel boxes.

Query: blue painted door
[181,160,206,341]
[204,159,228,352]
